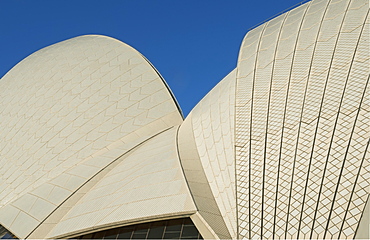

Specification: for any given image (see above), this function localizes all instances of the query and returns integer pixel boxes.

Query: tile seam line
[311,7,369,239]
[3,209,21,239]
[231,69,238,240]
[284,0,331,238]
[214,75,235,238]
[260,10,289,239]
[272,2,312,238]
[296,0,354,237]
[234,48,240,239]
[177,114,230,239]
[248,21,268,240]
[324,78,369,237]
[196,106,233,238]
[353,191,370,239]
[246,0,312,33]
[54,83,167,136]
[24,126,174,239]
[337,74,370,239]
[2,41,133,139]
[324,19,370,240]
[174,123,198,213]
[1,79,169,189]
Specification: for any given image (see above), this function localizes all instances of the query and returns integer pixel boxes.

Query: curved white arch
[0,35,183,238]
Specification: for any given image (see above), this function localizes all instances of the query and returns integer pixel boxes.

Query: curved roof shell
[0,0,369,239]
[178,69,237,239]
[0,35,185,238]
[235,0,369,238]
[42,127,196,238]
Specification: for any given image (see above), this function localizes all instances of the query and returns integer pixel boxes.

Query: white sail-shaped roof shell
[0,0,369,239]
[235,0,369,238]
[0,35,189,238]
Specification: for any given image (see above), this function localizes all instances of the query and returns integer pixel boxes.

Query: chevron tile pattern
[235,0,369,238]
[0,0,368,239]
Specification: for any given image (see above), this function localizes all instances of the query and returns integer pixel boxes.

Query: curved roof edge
[0,34,185,238]
[94,34,184,118]
[138,53,184,119]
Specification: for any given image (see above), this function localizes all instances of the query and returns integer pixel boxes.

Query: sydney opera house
[0,0,368,239]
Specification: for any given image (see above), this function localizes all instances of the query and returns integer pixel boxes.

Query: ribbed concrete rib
[235,0,369,239]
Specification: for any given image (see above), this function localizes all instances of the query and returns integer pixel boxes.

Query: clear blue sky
[0,0,307,116]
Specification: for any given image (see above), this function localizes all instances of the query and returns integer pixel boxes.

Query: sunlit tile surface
[0,0,368,239]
